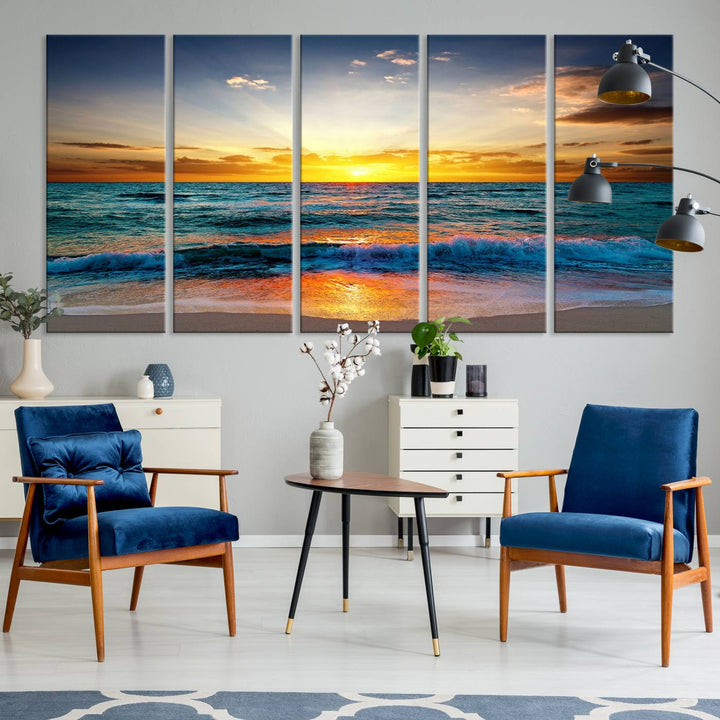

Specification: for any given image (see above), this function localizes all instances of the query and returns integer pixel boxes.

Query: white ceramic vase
[309,421,344,480]
[10,338,54,400]
[136,375,154,399]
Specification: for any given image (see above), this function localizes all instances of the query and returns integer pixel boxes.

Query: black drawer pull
[456,452,463,459]
[456,473,463,481]
[457,408,464,415]
[456,430,463,437]
[456,495,463,502]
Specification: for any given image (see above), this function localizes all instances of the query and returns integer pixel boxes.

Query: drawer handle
[456,473,463,481]
[456,495,463,502]
[456,452,463,459]
[155,407,163,415]
[456,430,463,437]
[457,408,464,416]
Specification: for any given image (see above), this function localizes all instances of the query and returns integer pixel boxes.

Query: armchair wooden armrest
[142,467,238,477]
[661,476,711,492]
[13,476,104,486]
[142,468,238,512]
[498,469,568,518]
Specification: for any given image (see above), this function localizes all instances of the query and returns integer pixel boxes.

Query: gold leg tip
[398,539,404,548]
[407,550,414,561]
[285,618,294,634]
[432,638,440,656]
[343,598,349,613]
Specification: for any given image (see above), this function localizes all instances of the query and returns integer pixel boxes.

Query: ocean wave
[174,241,291,279]
[302,241,419,274]
[555,235,672,271]
[428,235,546,274]
[48,251,165,275]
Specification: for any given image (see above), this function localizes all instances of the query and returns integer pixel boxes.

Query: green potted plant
[411,316,470,397]
[0,273,63,399]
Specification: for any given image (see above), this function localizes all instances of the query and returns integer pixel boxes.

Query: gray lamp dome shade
[567,171,612,203]
[598,61,652,104]
[655,213,706,252]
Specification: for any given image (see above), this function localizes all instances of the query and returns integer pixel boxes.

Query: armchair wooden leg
[222,542,236,637]
[130,567,144,611]
[87,488,105,662]
[555,565,567,613]
[660,490,674,668]
[3,485,35,633]
[499,546,510,642]
[696,487,713,633]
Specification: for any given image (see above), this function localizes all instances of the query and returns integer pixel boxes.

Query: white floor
[0,546,718,697]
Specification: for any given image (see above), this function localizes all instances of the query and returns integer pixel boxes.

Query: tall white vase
[10,338,54,400]
[309,421,344,480]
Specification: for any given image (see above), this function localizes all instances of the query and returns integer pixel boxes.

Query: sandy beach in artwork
[174,311,291,333]
[48,313,165,333]
[555,304,672,333]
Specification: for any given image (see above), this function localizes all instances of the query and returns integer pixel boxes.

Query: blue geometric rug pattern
[2,691,720,720]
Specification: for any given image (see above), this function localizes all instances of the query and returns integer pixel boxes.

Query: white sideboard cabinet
[388,395,519,555]
[0,396,222,519]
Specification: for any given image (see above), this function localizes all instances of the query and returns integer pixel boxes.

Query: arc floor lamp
[568,39,720,252]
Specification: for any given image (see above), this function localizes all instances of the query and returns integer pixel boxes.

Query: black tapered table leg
[342,493,350,612]
[397,517,404,548]
[407,517,414,561]
[286,490,323,633]
[485,517,492,548]
[414,496,440,656]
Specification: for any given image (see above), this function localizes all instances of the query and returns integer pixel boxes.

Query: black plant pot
[428,355,458,398]
[410,343,430,397]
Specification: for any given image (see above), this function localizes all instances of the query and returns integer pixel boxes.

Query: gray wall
[2,0,719,538]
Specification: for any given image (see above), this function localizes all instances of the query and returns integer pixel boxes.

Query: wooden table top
[285,471,449,499]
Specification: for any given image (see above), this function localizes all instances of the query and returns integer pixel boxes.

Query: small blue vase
[144,363,174,398]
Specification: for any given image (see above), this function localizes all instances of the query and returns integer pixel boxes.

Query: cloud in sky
[58,141,161,150]
[430,51,458,62]
[619,138,657,145]
[384,74,411,85]
[619,145,673,156]
[391,57,416,66]
[376,50,397,60]
[557,105,672,125]
[225,75,275,91]
[351,59,366,67]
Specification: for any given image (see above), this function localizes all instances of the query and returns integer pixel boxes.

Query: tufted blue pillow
[28,430,152,525]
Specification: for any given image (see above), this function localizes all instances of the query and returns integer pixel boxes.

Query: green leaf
[411,322,437,349]
[448,332,459,341]
[455,351,463,361]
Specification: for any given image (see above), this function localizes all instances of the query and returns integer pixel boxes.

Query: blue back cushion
[28,430,152,524]
[562,404,698,545]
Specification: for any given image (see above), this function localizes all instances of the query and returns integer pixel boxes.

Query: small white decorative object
[136,374,154,399]
[300,320,381,480]
[309,421,344,480]
[10,338,54,400]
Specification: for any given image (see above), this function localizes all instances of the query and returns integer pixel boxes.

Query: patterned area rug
[2,692,720,720]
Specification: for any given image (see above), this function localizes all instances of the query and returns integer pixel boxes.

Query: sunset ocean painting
[174,36,292,332]
[46,36,165,332]
[428,36,546,332]
[555,35,673,332]
[301,35,419,331]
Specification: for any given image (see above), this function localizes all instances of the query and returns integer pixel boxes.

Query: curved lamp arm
[594,158,720,187]
[643,59,720,106]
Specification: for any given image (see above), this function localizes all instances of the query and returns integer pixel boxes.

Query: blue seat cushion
[34,506,240,563]
[28,430,152,524]
[500,512,691,563]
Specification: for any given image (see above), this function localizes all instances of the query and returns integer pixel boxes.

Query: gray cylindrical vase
[309,421,344,480]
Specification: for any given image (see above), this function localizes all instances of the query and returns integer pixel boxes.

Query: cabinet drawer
[398,470,506,493]
[401,427,517,450]
[115,400,220,430]
[399,400,518,429]
[400,448,517,472]
[390,492,512,517]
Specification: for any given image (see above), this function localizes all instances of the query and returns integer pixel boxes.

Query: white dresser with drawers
[388,395,519,552]
[0,396,222,519]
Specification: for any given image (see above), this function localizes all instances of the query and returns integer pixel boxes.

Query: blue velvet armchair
[3,403,239,661]
[499,404,712,667]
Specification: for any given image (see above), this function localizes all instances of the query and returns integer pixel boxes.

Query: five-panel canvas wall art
[46,34,673,334]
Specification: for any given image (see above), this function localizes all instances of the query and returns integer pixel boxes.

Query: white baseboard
[2,534,720,550]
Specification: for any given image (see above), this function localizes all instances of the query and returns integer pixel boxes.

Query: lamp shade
[598,41,652,105]
[568,169,612,203]
[655,196,706,252]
